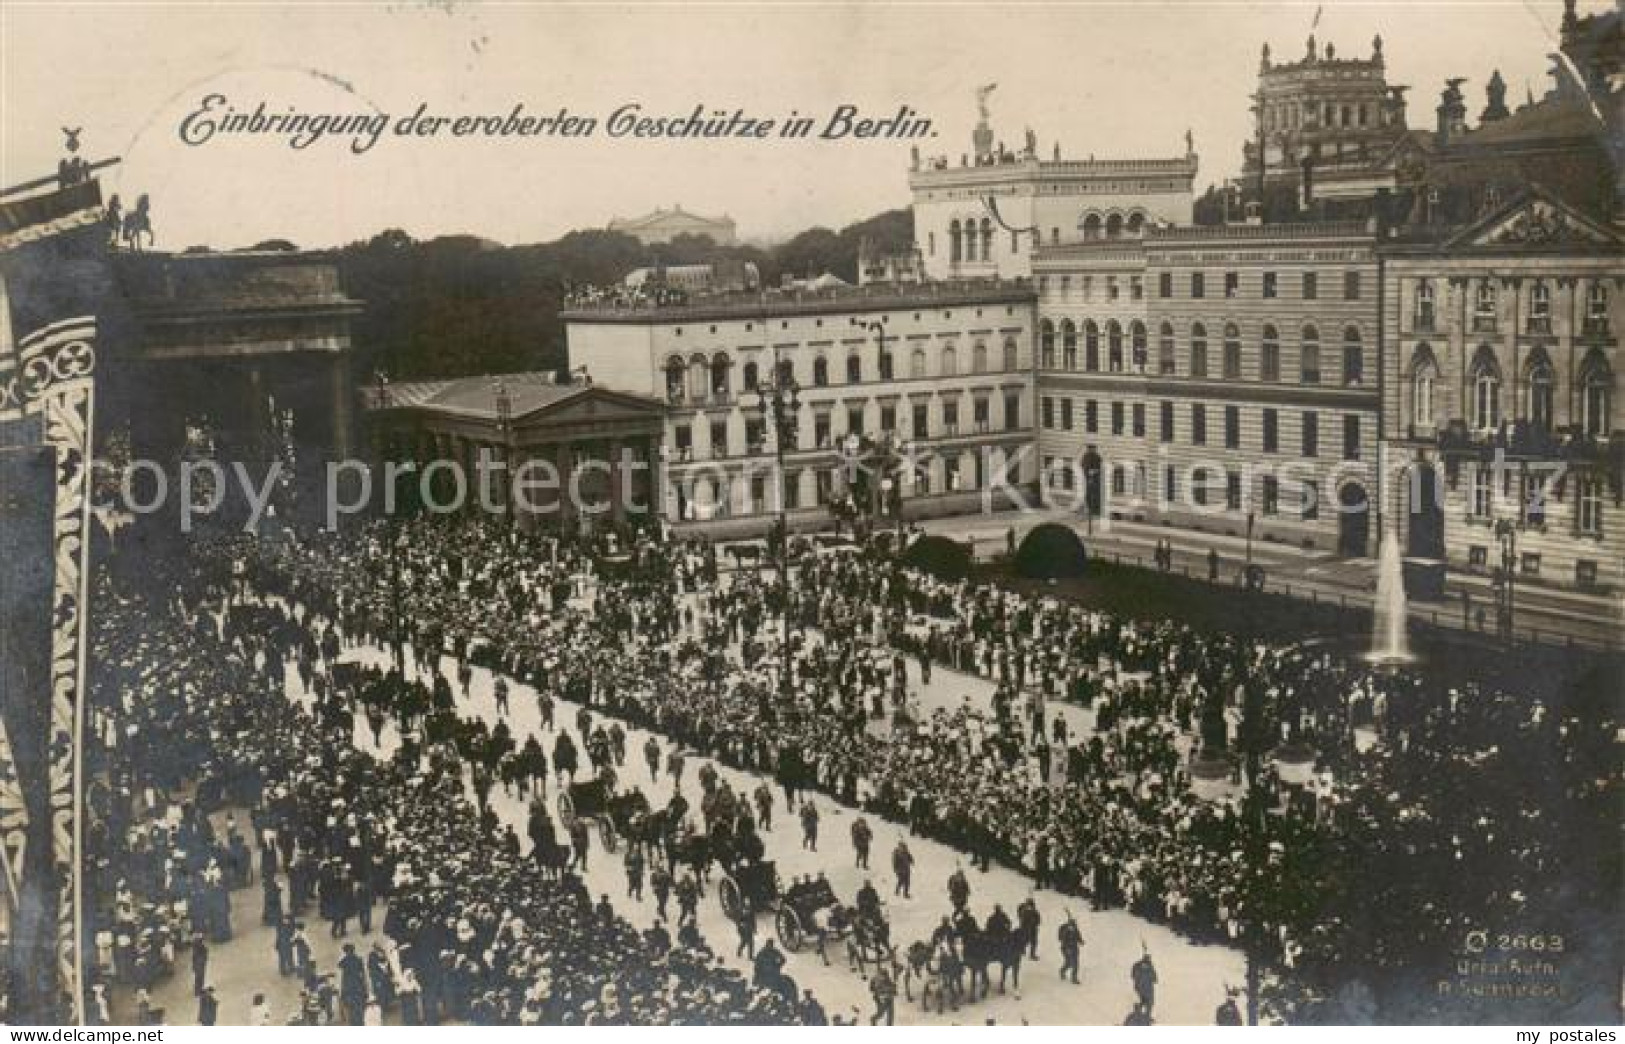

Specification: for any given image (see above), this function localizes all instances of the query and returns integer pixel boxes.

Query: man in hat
[1058,914,1082,983]
[892,839,914,898]
[850,816,873,869]
[339,942,368,1025]
[1017,896,1041,960]
[800,801,819,852]
[868,964,897,1026]
[1131,948,1158,1015]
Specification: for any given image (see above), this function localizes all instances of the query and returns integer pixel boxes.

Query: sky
[1,1,1605,251]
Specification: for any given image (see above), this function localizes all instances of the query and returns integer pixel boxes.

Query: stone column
[609,437,626,524]
[329,354,353,461]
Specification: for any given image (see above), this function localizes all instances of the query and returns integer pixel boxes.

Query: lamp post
[747,368,801,696]
[1493,517,1516,643]
[849,315,892,378]
[495,379,515,525]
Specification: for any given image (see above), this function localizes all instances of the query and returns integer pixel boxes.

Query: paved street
[133,586,1243,1026]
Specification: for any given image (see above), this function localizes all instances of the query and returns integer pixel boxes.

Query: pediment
[1449,190,1621,250]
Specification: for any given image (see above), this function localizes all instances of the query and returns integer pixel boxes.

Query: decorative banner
[0,315,96,1023]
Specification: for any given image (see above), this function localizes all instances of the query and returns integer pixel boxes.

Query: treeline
[324,208,912,380]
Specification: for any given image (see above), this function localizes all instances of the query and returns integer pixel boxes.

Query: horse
[844,910,897,981]
[901,938,963,1014]
[121,195,154,251]
[958,922,1028,999]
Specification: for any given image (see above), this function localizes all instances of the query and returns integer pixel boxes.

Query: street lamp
[746,369,801,696]
[849,315,892,379]
[1493,517,1516,643]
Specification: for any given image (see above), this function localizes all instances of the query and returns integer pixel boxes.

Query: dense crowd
[84,514,1620,1023]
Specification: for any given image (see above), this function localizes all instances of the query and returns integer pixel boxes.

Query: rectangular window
[1226,470,1242,511]
[1160,401,1174,442]
[709,420,728,457]
[1302,478,1320,520]
[912,402,928,438]
[943,401,959,435]
[847,406,864,437]
[1192,467,1209,506]
[1224,272,1239,299]
[1131,276,1144,301]
[1132,402,1146,437]
[1472,466,1493,519]
[1042,396,1055,429]
[973,398,990,433]
[1191,404,1207,445]
[1007,393,1023,431]
[1262,408,1278,453]
[1343,414,1361,460]
[745,417,765,451]
[1344,270,1361,300]
[675,424,693,456]
[1263,271,1278,299]
[1191,272,1206,299]
[1302,272,1318,300]
[1224,405,1240,449]
[1164,465,1178,503]
[784,471,801,510]
[1520,552,1541,578]
[880,404,897,433]
[1302,411,1319,457]
[1060,398,1072,431]
[750,474,767,512]
[1085,399,1098,433]
[1579,477,1604,535]
[1107,277,1120,301]
[814,414,831,447]
[816,469,832,505]
[1111,401,1124,435]
[1159,272,1173,298]
[1262,475,1279,515]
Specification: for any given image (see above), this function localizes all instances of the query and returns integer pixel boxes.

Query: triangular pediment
[1448,188,1621,250]
[513,385,664,426]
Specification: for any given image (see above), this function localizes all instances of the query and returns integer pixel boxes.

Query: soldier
[625,844,645,901]
[644,736,661,782]
[734,894,758,958]
[850,816,873,869]
[1058,914,1082,983]
[1132,948,1158,1015]
[754,782,774,831]
[800,801,820,851]
[1215,990,1244,1025]
[651,864,673,919]
[892,839,914,898]
[752,938,786,993]
[1017,896,1041,960]
[869,965,897,1026]
[799,988,828,1026]
[676,872,700,925]
[947,864,970,911]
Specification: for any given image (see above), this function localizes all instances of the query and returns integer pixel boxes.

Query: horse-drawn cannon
[557,772,648,853]
[716,861,838,950]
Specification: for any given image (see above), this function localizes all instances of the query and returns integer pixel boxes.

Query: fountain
[1367,529,1413,667]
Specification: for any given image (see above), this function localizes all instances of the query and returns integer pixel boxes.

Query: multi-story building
[607,204,737,246]
[563,282,1039,536]
[1035,221,1383,555]
[908,112,1198,282]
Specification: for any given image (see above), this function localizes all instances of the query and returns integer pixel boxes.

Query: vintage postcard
[0,0,1620,1030]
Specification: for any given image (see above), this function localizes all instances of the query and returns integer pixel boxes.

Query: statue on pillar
[57,126,89,188]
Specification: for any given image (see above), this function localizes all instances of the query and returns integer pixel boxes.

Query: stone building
[607,204,737,246]
[563,281,1039,536]
[1035,221,1383,556]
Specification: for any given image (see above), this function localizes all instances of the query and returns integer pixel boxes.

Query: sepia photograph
[0,0,1621,1030]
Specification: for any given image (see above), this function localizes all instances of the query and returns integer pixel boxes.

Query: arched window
[1473,281,1497,332]
[911,347,927,378]
[1222,322,1242,379]
[1105,213,1124,239]
[1081,213,1103,240]
[1158,322,1176,375]
[1470,346,1501,431]
[777,358,794,386]
[972,340,988,374]
[1107,320,1124,372]
[665,356,686,401]
[1300,324,1321,384]
[879,349,894,381]
[1525,350,1555,432]
[1084,320,1100,372]
[941,343,958,376]
[980,218,994,260]
[1130,321,1147,371]
[1410,344,1438,431]
[948,220,962,263]
[742,360,759,391]
[688,355,709,401]
[1126,212,1146,237]
[1061,320,1077,369]
[1190,323,1208,377]
[846,354,862,383]
[1002,336,1018,371]
[812,356,829,387]
[1529,280,1552,333]
[710,352,732,398]
[1415,279,1436,330]
[1580,352,1613,437]
[963,219,977,262]
[1585,281,1610,334]
[1039,320,1056,369]
[1261,324,1280,381]
[1342,327,1364,385]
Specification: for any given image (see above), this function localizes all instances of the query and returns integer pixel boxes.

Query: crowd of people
[82,513,1620,1024]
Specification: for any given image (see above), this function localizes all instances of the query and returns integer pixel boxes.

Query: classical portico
[365,374,666,529]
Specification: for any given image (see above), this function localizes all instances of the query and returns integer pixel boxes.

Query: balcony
[1581,317,1612,338]
[1524,315,1553,336]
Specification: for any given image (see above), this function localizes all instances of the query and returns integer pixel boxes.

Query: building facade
[1383,189,1623,592]
[607,205,737,246]
[563,282,1039,536]
[1035,221,1383,556]
[908,128,1198,282]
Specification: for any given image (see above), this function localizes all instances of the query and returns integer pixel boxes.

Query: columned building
[365,373,666,531]
[563,282,1039,537]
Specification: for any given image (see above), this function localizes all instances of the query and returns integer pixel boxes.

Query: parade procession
[1,0,1621,1034]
